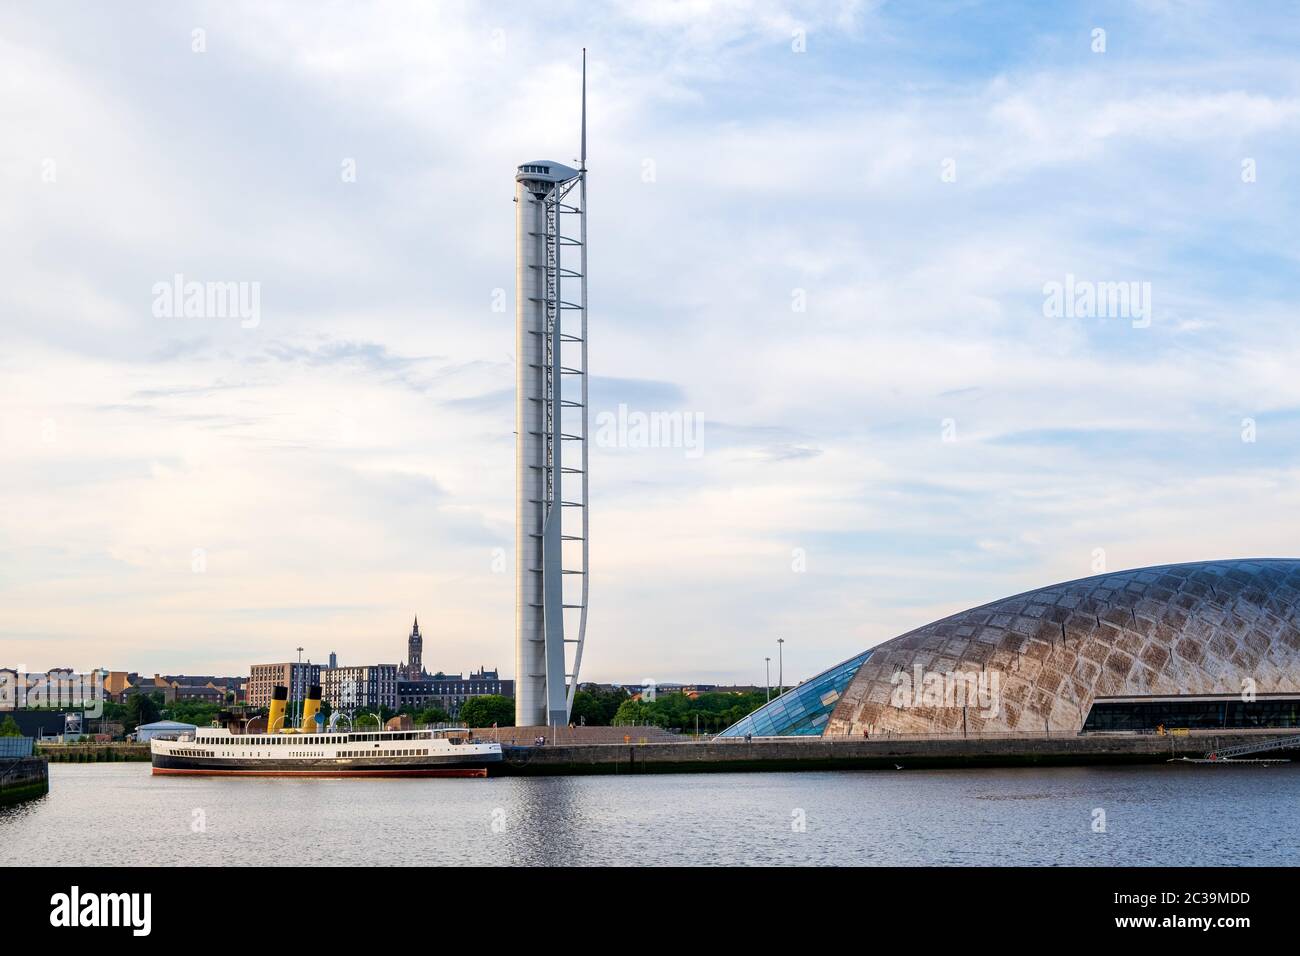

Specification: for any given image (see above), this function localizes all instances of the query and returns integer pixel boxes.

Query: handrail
[1207,732,1300,760]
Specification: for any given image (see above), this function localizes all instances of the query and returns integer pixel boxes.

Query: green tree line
[612,690,769,735]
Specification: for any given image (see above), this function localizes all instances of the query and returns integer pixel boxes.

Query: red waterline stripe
[152,767,488,778]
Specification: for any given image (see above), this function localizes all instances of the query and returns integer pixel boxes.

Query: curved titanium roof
[830,558,1300,736]
[721,559,1300,737]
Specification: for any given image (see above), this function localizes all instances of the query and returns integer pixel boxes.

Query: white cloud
[2,1,1299,683]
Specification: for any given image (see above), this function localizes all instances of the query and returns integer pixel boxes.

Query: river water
[4,762,1297,865]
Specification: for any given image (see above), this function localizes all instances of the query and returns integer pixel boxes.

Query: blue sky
[2,0,1299,686]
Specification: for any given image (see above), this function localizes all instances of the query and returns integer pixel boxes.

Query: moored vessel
[150,684,501,778]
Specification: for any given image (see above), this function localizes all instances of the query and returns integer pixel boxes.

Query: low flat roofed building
[1082,693,1300,733]
[135,720,197,742]
[398,668,514,716]
[4,710,77,740]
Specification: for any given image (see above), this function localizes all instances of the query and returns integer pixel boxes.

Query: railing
[1,737,37,783]
[1207,733,1300,760]
[0,737,34,757]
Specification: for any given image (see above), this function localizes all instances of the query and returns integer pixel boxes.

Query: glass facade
[716,651,872,738]
[1082,696,1300,732]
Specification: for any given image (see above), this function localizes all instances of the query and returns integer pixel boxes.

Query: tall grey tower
[514,51,590,728]
[405,616,423,680]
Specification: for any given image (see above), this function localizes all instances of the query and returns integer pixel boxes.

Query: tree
[613,691,769,734]
[613,698,652,726]
[571,685,630,726]
[124,692,162,733]
[164,699,221,728]
[459,695,514,728]
[353,706,395,730]
[414,706,450,725]
[0,715,22,737]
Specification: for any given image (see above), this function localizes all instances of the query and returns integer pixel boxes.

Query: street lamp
[295,647,304,728]
[777,638,785,696]
[765,657,771,703]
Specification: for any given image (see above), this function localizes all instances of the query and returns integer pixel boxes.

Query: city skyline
[4,2,1300,688]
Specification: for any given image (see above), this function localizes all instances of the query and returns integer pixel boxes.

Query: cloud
[2,1,1299,683]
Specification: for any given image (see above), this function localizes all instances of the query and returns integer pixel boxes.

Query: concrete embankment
[37,743,151,763]
[0,756,50,804]
[497,733,1297,776]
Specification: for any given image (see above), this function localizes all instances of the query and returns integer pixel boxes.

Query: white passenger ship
[151,726,503,778]
[150,683,502,778]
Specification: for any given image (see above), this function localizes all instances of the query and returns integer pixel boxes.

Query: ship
[150,684,502,778]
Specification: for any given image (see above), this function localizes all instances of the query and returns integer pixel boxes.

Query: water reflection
[1,763,1297,866]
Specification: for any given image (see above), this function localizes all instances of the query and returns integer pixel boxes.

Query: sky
[2,0,1299,687]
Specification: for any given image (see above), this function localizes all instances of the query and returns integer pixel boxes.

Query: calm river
[4,762,1297,865]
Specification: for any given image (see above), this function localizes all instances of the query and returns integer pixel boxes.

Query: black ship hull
[152,752,500,778]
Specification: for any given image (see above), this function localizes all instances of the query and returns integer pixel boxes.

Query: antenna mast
[580,48,587,171]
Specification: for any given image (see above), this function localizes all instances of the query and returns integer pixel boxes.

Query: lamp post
[777,638,785,696]
[295,647,304,728]
[765,657,771,703]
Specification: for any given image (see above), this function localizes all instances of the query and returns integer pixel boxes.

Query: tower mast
[514,53,590,728]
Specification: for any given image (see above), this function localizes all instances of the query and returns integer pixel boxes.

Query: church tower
[404,616,423,680]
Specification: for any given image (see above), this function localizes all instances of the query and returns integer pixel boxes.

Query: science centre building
[719,559,1300,739]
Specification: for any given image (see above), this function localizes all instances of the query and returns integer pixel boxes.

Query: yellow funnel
[301,685,322,733]
[267,685,288,733]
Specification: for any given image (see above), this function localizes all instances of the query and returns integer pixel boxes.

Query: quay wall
[497,733,1298,776]
[0,756,49,804]
[37,743,151,763]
